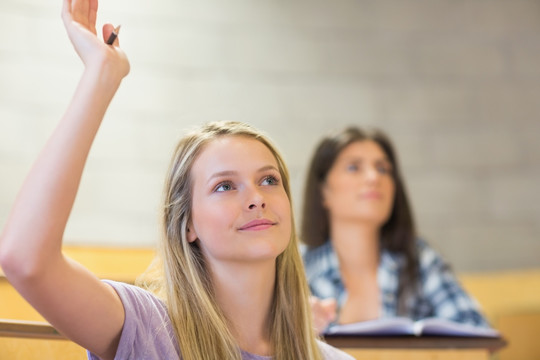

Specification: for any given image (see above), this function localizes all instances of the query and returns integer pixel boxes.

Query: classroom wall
[0,0,539,272]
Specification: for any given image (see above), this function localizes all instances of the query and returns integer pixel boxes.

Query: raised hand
[61,0,129,78]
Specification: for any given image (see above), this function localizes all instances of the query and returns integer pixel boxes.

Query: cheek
[274,191,291,218]
[194,205,228,231]
[321,181,340,209]
[321,187,337,212]
[272,192,292,236]
[190,196,229,243]
[281,204,292,233]
[322,181,352,211]
[192,211,230,257]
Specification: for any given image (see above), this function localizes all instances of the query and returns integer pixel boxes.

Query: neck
[330,219,380,270]
[211,260,275,356]
[329,219,382,323]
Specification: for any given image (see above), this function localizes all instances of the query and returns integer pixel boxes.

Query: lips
[361,191,382,199]
[238,219,276,231]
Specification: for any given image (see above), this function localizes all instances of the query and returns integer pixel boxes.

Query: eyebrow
[206,165,279,184]
[342,155,391,163]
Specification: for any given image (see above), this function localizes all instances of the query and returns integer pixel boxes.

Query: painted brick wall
[1,0,539,271]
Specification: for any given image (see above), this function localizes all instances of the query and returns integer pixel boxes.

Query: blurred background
[1,0,539,272]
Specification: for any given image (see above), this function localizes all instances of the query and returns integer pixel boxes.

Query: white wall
[1,0,539,271]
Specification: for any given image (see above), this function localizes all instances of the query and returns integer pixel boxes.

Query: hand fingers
[311,297,337,321]
[88,0,98,30]
[321,298,338,314]
[71,0,89,24]
[66,0,97,35]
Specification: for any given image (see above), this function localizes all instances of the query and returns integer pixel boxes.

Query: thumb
[102,23,120,45]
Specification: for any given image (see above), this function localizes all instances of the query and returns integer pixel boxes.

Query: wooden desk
[325,334,507,360]
[0,319,86,360]
[0,319,507,360]
[0,319,62,339]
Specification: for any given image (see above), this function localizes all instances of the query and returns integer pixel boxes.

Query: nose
[248,202,266,209]
[247,187,266,210]
[365,165,380,182]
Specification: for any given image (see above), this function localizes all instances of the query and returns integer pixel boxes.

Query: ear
[187,221,198,243]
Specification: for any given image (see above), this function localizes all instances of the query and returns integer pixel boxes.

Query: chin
[248,243,288,260]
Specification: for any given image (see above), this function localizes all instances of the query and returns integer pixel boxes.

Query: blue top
[302,238,490,328]
[87,280,354,360]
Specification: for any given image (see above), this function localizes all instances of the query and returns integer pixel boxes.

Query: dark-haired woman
[301,127,490,333]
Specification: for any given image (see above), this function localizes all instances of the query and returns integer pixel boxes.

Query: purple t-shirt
[87,280,353,360]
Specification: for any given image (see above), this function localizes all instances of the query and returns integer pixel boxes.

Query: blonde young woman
[0,1,353,359]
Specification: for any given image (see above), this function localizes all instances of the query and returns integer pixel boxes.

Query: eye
[214,181,235,192]
[346,162,360,172]
[376,162,393,175]
[261,175,280,186]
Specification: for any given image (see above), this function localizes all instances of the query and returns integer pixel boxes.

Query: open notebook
[325,317,500,337]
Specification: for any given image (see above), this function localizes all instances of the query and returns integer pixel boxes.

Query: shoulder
[414,238,448,270]
[96,280,179,359]
[103,280,168,317]
[302,241,334,265]
[302,241,338,279]
[317,340,355,360]
[413,239,462,293]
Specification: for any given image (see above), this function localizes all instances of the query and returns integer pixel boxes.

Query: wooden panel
[61,246,156,282]
[0,338,86,360]
[497,312,540,360]
[0,319,501,360]
[0,279,44,321]
[0,246,156,321]
[2,253,539,360]
[341,348,489,360]
[460,269,540,322]
[0,319,84,359]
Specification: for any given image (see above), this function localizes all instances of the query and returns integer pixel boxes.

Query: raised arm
[0,0,129,358]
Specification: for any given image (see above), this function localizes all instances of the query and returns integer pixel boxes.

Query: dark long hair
[301,126,419,311]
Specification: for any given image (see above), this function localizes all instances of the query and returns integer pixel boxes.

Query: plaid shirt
[302,238,490,328]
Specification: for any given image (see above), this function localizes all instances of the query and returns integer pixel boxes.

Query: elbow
[0,235,13,274]
[0,239,23,280]
[0,235,44,282]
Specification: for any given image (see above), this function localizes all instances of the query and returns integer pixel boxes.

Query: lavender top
[87,280,353,360]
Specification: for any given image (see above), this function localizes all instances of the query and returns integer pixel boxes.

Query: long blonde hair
[141,121,322,359]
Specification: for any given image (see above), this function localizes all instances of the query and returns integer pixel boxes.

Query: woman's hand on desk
[310,296,337,334]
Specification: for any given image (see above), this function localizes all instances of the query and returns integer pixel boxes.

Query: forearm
[0,63,123,278]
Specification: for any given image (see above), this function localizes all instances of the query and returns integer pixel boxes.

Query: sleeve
[86,280,179,360]
[418,241,491,328]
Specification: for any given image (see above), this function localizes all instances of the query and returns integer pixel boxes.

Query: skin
[188,136,291,265]
[188,135,292,355]
[312,140,396,331]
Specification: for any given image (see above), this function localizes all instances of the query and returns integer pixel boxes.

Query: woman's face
[322,140,395,227]
[188,135,291,266]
